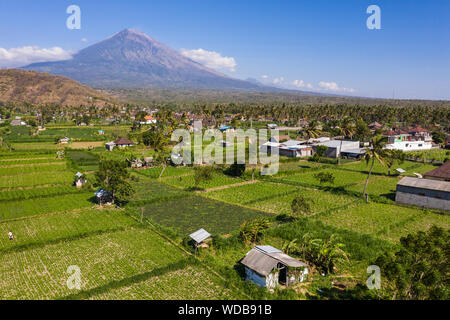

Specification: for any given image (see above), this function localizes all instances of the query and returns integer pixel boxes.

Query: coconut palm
[384,149,406,176]
[362,134,388,202]
[337,117,356,164]
[301,120,322,140]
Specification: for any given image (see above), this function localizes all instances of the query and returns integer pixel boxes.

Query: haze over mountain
[22,29,267,91]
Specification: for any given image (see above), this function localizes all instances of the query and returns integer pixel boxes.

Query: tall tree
[362,135,388,202]
[96,160,133,205]
[375,226,449,300]
[383,149,406,176]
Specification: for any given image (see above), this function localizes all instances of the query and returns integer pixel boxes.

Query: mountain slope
[23,29,264,90]
[0,69,116,106]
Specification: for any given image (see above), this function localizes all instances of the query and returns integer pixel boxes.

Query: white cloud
[0,46,73,68]
[318,81,355,93]
[180,48,236,72]
[261,75,269,80]
[81,38,88,42]
[292,79,314,90]
[272,77,284,85]
[292,79,304,87]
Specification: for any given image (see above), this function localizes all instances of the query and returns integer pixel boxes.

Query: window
[418,192,425,196]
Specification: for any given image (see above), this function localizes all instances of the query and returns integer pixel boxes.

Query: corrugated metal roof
[189,228,211,243]
[313,140,358,148]
[241,246,308,276]
[341,148,366,154]
[241,249,279,276]
[397,177,450,192]
[281,140,305,147]
[255,245,282,254]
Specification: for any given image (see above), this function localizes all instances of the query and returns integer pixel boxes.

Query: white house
[383,127,433,151]
[313,140,361,158]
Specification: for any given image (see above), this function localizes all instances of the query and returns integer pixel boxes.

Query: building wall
[395,185,450,211]
[245,267,268,287]
[386,141,432,151]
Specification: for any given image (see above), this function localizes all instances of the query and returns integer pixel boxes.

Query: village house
[241,245,309,289]
[58,137,70,144]
[312,140,363,159]
[368,121,384,131]
[127,158,143,168]
[10,119,26,126]
[105,142,115,151]
[423,162,450,182]
[189,228,212,253]
[94,188,112,205]
[74,172,87,188]
[114,137,135,149]
[383,126,433,151]
[140,115,157,125]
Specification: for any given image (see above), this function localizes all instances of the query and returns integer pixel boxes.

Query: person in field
[8,232,13,240]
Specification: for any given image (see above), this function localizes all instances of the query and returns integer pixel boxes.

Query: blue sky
[0,0,449,100]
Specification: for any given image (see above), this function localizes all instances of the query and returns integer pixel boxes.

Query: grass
[0,224,243,299]
[314,202,449,242]
[346,176,400,200]
[0,192,94,220]
[406,149,449,162]
[0,171,75,189]
[10,142,61,150]
[274,168,368,188]
[140,195,271,236]
[0,162,67,176]
[0,208,138,253]
[136,166,193,179]
[0,185,85,202]
[205,181,357,215]
[163,171,243,190]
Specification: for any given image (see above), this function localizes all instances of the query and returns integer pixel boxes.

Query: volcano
[23,29,263,90]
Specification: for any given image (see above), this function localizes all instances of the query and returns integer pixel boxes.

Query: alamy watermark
[170,121,279,175]
[366,5,381,30]
[366,265,381,290]
[66,265,81,290]
[66,5,81,30]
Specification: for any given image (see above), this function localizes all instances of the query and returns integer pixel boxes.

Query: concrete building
[395,176,450,211]
[384,127,433,151]
[312,140,361,158]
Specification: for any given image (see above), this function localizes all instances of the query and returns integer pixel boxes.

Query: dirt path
[199,179,258,193]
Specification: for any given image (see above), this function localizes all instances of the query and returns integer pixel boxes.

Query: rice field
[0,171,74,189]
[0,224,243,299]
[0,162,67,175]
[274,168,369,188]
[204,181,357,215]
[315,202,450,242]
[163,171,244,190]
[141,195,271,235]
[0,192,94,220]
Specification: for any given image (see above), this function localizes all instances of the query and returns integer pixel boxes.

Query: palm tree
[362,135,388,202]
[337,117,356,164]
[301,120,322,140]
[384,149,406,176]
